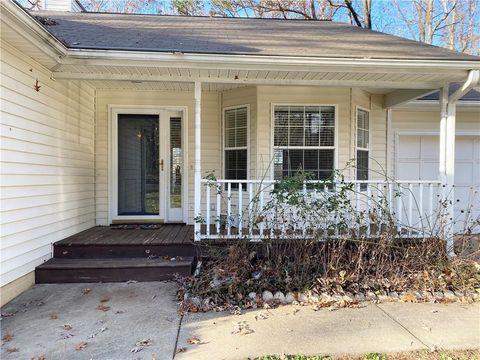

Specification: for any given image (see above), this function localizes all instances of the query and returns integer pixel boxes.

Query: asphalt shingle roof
[32,11,480,61]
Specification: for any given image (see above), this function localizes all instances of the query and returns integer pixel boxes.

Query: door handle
[160,159,164,171]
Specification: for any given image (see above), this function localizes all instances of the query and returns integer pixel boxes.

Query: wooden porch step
[54,243,195,259]
[35,257,194,284]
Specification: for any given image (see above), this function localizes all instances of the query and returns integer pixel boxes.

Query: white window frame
[222,104,250,181]
[356,106,371,181]
[270,103,338,180]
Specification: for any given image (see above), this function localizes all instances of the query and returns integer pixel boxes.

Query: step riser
[35,266,192,284]
[54,245,196,259]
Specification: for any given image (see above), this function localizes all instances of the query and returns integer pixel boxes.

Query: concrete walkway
[1,283,479,360]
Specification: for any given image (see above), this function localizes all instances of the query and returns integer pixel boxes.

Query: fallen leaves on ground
[231,321,254,335]
[1,312,16,318]
[82,288,91,295]
[401,293,417,303]
[254,312,268,321]
[2,332,14,342]
[60,332,74,339]
[100,296,110,303]
[31,355,45,360]
[187,336,201,345]
[49,313,58,320]
[5,348,18,353]
[88,327,108,339]
[63,324,72,331]
[176,347,187,353]
[131,338,153,353]
[75,341,88,351]
[96,304,111,312]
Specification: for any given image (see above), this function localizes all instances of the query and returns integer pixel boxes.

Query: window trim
[355,106,371,181]
[270,103,339,180]
[222,104,250,181]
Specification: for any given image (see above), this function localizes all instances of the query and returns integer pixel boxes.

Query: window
[356,108,370,182]
[224,106,248,186]
[273,105,335,181]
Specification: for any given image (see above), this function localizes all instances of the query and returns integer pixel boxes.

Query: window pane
[236,107,248,128]
[304,150,319,170]
[289,106,304,127]
[225,129,236,148]
[319,149,334,170]
[170,117,182,208]
[236,126,247,147]
[320,106,335,127]
[225,149,247,180]
[274,126,288,146]
[225,109,236,129]
[320,127,334,146]
[275,106,289,127]
[357,149,369,180]
[289,126,304,146]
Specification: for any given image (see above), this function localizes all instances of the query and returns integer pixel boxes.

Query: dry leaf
[231,321,254,335]
[3,333,14,342]
[6,348,18,353]
[75,341,88,351]
[96,304,111,312]
[63,324,72,331]
[82,288,91,295]
[1,312,16,317]
[176,347,187,353]
[100,296,110,303]
[60,332,74,339]
[31,355,46,360]
[401,292,417,303]
[50,313,58,320]
[135,339,152,347]
[187,336,201,345]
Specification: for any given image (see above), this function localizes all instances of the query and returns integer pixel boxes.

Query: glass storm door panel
[168,115,183,221]
[117,114,159,216]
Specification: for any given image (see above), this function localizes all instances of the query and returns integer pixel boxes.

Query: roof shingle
[32,11,480,61]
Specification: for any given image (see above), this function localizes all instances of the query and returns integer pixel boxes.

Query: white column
[194,81,202,241]
[439,86,455,255]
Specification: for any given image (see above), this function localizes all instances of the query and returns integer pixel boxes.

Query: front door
[112,109,184,223]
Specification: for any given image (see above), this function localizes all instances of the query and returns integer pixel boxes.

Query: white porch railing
[197,179,445,241]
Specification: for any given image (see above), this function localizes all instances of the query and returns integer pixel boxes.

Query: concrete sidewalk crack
[172,313,184,360]
[375,304,433,351]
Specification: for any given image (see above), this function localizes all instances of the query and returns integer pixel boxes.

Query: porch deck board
[55,225,194,246]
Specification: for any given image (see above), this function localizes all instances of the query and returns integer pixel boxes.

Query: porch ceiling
[85,80,246,92]
[53,63,467,90]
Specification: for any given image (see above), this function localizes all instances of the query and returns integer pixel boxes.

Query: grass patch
[253,350,480,360]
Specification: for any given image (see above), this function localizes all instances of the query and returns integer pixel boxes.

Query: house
[1,0,479,306]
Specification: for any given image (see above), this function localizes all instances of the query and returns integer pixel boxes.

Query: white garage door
[397,135,480,233]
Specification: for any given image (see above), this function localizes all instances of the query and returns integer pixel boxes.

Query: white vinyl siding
[0,40,95,287]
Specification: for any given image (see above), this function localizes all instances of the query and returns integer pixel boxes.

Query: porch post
[439,86,455,255]
[194,81,202,241]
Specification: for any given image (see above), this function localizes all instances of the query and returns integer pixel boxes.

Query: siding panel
[0,41,95,288]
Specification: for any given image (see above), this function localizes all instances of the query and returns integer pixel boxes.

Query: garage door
[397,135,480,233]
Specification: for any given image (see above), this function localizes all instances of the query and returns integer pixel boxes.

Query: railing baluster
[397,183,403,236]
[302,181,307,238]
[428,183,434,227]
[227,182,232,237]
[408,183,414,237]
[248,182,253,239]
[366,183,372,237]
[388,182,393,216]
[418,183,424,238]
[216,184,221,235]
[259,188,264,240]
[206,185,210,238]
[238,183,242,239]
[355,182,361,236]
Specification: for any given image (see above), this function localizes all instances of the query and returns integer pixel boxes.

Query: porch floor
[55,224,194,246]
